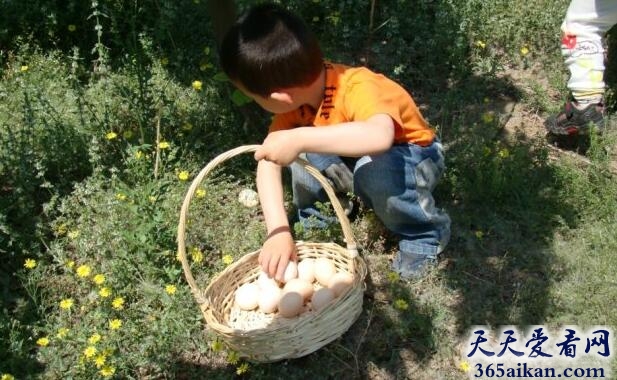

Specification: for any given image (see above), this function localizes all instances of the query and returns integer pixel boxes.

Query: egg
[283,278,314,301]
[328,271,354,297]
[283,260,298,283]
[257,270,279,290]
[314,258,336,286]
[235,282,260,311]
[311,287,335,312]
[278,291,303,318]
[258,285,282,314]
[297,258,316,283]
[238,188,259,207]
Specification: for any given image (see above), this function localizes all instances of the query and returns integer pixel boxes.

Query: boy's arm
[254,114,395,166]
[256,159,297,281]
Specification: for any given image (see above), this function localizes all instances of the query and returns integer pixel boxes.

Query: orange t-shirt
[269,62,434,146]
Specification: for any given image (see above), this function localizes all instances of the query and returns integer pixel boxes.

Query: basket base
[201,241,368,362]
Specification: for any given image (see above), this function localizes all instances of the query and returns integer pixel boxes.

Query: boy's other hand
[254,130,302,166]
[258,229,297,281]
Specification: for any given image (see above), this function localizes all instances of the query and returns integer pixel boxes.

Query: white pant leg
[561,0,617,103]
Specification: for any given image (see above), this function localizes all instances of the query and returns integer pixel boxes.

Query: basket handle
[176,145,359,304]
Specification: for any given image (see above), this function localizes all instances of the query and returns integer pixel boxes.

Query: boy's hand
[254,130,302,166]
[258,228,297,281]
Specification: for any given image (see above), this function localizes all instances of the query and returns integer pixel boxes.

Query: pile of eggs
[234,257,354,318]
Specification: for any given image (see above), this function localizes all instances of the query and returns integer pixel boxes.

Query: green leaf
[230,89,252,106]
[212,72,229,82]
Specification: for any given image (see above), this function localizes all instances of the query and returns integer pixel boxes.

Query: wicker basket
[176,145,367,363]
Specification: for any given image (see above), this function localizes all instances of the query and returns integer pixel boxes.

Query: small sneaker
[391,251,437,280]
[545,100,606,136]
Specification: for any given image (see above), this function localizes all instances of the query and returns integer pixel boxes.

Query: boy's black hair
[219,3,323,97]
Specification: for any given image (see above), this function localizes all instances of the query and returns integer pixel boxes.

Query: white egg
[235,282,260,311]
[297,258,316,283]
[283,278,314,301]
[258,285,282,314]
[311,287,335,312]
[314,258,336,286]
[278,291,303,318]
[328,271,354,297]
[283,261,298,283]
[238,188,259,207]
[257,270,279,290]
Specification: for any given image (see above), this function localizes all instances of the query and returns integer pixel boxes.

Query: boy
[219,3,450,281]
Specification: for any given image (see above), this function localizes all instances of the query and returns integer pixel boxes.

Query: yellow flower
[210,339,223,352]
[222,254,233,265]
[100,366,115,378]
[24,259,37,269]
[149,195,157,203]
[387,271,400,283]
[83,346,97,358]
[520,46,530,56]
[99,287,111,298]
[1,374,15,380]
[475,40,486,49]
[66,260,75,269]
[158,141,170,149]
[56,327,69,339]
[498,148,510,159]
[67,230,80,240]
[93,274,106,285]
[94,354,107,368]
[475,230,484,240]
[165,284,177,295]
[459,360,471,372]
[76,265,91,278]
[105,132,118,140]
[109,319,122,330]
[54,223,68,236]
[88,333,102,344]
[20,65,28,72]
[481,112,495,124]
[236,362,250,375]
[115,193,127,201]
[227,350,240,365]
[59,298,74,310]
[192,80,203,91]
[36,337,50,347]
[393,299,409,311]
[178,170,190,181]
[68,24,76,32]
[111,297,125,310]
[196,188,206,198]
[191,247,203,263]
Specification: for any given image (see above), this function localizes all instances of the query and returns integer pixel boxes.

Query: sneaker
[391,251,437,280]
[545,100,605,136]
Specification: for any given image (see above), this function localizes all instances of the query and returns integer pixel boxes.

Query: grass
[2,0,617,379]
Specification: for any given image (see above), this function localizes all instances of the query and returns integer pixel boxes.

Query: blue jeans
[290,141,451,260]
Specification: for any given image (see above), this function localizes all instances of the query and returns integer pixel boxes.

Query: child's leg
[353,141,451,279]
[561,0,617,104]
[289,153,352,227]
